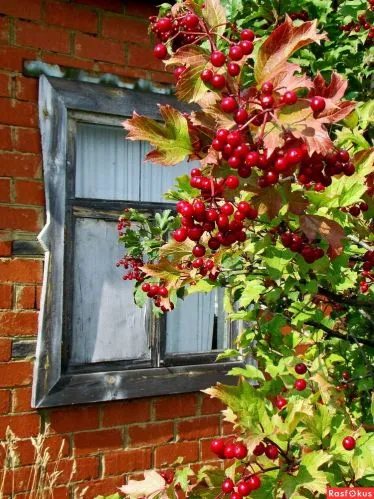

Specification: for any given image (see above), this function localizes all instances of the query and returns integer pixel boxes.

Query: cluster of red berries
[359,250,374,293]
[117,256,145,282]
[173,196,258,264]
[117,218,131,237]
[342,201,369,217]
[141,282,174,311]
[159,469,175,484]
[150,11,201,57]
[289,10,309,21]
[280,231,325,264]
[340,7,374,40]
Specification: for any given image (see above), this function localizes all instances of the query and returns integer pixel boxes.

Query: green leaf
[187,279,217,295]
[221,0,243,19]
[123,105,193,166]
[164,174,200,202]
[202,0,227,38]
[216,349,240,361]
[239,279,265,307]
[174,467,195,492]
[263,246,293,280]
[228,365,265,381]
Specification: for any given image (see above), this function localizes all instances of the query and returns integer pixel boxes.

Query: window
[33,76,241,408]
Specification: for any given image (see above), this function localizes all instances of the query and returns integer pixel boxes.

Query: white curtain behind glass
[74,122,227,359]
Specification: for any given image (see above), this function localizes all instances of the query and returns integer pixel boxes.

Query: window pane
[166,290,228,354]
[70,218,150,364]
[75,123,195,202]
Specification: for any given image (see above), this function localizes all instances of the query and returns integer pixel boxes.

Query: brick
[222,420,236,436]
[0,389,10,413]
[2,466,32,494]
[200,438,222,461]
[15,179,44,205]
[74,477,124,499]
[0,152,40,177]
[104,448,152,475]
[128,44,164,71]
[0,338,11,361]
[125,3,158,18]
[0,310,38,336]
[0,206,41,231]
[177,416,220,440]
[201,394,225,415]
[0,413,40,439]
[0,283,11,309]
[17,434,69,465]
[42,53,94,71]
[15,76,38,102]
[0,178,10,202]
[0,241,11,256]
[74,429,123,456]
[0,126,12,150]
[74,0,123,12]
[75,33,124,65]
[46,1,97,33]
[0,259,43,283]
[0,73,10,97]
[102,15,148,44]
[49,406,100,433]
[16,21,70,54]
[0,16,10,44]
[154,441,199,467]
[13,128,41,154]
[15,285,36,309]
[102,399,150,427]
[48,456,99,484]
[154,393,197,420]
[0,99,38,128]
[12,386,33,412]
[0,0,42,21]
[0,361,33,387]
[36,285,41,309]
[96,62,147,81]
[128,421,173,447]
[0,47,37,72]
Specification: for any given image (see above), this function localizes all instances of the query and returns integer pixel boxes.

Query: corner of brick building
[0,0,230,496]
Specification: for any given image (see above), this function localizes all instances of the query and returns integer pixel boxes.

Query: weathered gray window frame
[32,76,240,408]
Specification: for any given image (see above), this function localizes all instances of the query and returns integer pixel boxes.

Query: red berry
[260,94,274,109]
[248,475,261,491]
[212,138,224,151]
[342,436,356,451]
[227,62,240,76]
[188,226,203,241]
[216,128,229,142]
[222,478,234,494]
[142,283,150,292]
[235,108,249,124]
[229,44,243,61]
[156,17,173,33]
[225,175,239,189]
[240,29,255,41]
[265,444,279,460]
[274,157,288,171]
[310,96,326,113]
[221,203,234,215]
[234,443,248,459]
[253,442,265,456]
[283,90,297,105]
[295,363,307,375]
[245,151,259,166]
[211,50,226,67]
[193,244,205,257]
[276,396,287,410]
[240,40,254,54]
[208,237,220,250]
[153,43,168,59]
[221,97,238,113]
[266,170,279,185]
[149,284,160,296]
[295,379,307,391]
[286,147,303,165]
[360,202,369,212]
[183,13,199,29]
[212,74,226,89]
[339,149,350,163]
[210,438,225,457]
[230,494,242,499]
[237,481,251,496]
[201,69,213,83]
[227,131,242,146]
[342,371,350,380]
[174,66,186,81]
[261,81,273,94]
[223,443,236,459]
[349,205,361,217]
[158,286,168,297]
[173,227,187,242]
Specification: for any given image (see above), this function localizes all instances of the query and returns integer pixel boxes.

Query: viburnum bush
[116,0,374,497]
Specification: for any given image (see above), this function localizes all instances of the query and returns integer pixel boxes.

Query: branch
[318,287,374,310]
[347,234,372,252]
[305,321,374,347]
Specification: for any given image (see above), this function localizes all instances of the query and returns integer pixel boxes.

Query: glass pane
[75,123,195,202]
[70,218,150,364]
[166,290,228,354]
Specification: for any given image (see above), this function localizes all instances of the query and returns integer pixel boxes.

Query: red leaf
[251,186,283,220]
[300,215,346,258]
[254,16,327,86]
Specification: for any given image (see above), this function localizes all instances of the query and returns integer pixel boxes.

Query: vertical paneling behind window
[73,122,226,364]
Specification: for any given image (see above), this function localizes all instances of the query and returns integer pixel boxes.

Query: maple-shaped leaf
[254,16,326,86]
[123,105,193,166]
[271,62,313,93]
[287,190,310,215]
[300,214,346,258]
[200,101,236,131]
[165,46,210,104]
[251,186,283,220]
[120,470,167,499]
[202,0,226,38]
[159,238,195,262]
[140,258,189,283]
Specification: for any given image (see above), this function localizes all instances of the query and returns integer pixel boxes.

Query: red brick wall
[0,0,229,496]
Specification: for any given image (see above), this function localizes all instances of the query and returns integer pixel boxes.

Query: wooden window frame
[32,76,241,408]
